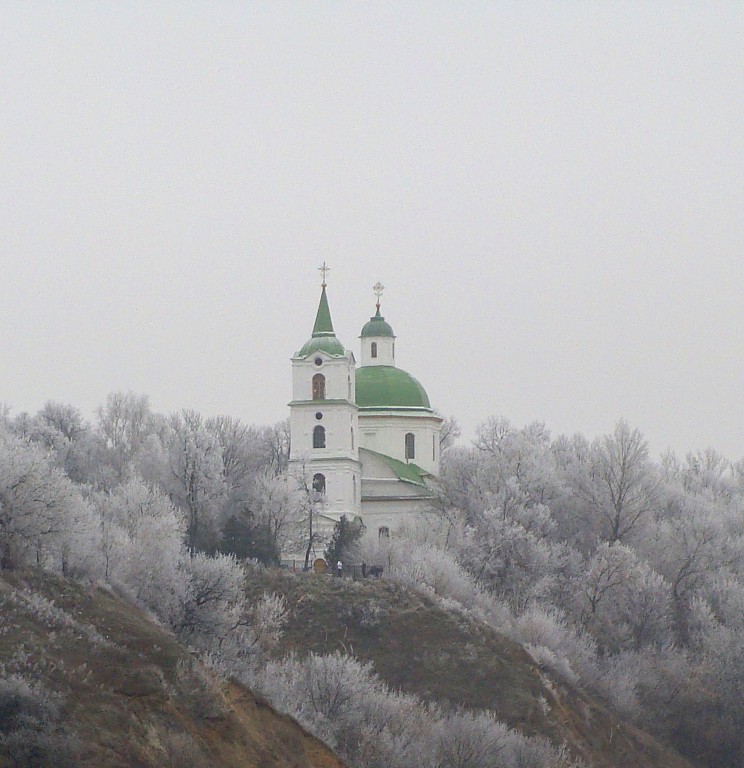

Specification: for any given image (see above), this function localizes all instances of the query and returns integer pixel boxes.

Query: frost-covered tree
[260,418,291,473]
[95,478,187,624]
[286,462,327,570]
[248,470,302,557]
[438,413,462,452]
[164,410,226,553]
[576,542,672,653]
[176,552,248,658]
[459,512,567,613]
[639,487,744,641]
[206,415,266,489]
[681,447,734,499]
[95,391,155,485]
[442,419,562,527]
[0,428,94,572]
[565,420,660,544]
[324,514,364,566]
[21,401,95,483]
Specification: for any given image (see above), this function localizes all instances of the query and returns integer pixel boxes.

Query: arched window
[313,425,326,449]
[405,432,415,460]
[371,341,377,358]
[378,526,390,539]
[312,473,326,494]
[312,373,326,400]
[350,427,354,449]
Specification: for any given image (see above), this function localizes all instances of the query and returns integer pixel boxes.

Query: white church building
[289,269,442,538]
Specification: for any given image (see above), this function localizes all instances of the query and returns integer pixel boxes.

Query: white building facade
[289,278,442,538]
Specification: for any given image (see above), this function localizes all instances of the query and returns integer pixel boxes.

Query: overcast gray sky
[2,4,743,458]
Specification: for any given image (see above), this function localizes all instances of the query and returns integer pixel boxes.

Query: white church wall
[358,411,442,474]
[359,498,435,538]
[291,353,356,402]
[360,336,395,366]
[289,454,361,517]
[290,403,359,455]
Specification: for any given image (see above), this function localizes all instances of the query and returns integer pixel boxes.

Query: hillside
[0,569,345,768]
[245,569,697,768]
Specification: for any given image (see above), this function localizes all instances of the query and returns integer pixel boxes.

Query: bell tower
[289,264,361,518]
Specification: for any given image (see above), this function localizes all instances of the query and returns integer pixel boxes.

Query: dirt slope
[0,570,345,768]
[245,569,698,768]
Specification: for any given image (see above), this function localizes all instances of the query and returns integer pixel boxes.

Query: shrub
[247,651,579,768]
[0,674,78,768]
[162,732,210,768]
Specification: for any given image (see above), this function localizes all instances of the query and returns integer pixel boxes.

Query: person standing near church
[336,560,343,578]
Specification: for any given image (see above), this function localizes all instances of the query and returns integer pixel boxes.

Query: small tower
[289,264,361,520]
[356,282,442,476]
[360,282,396,366]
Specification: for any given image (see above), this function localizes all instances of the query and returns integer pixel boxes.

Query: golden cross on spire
[318,262,330,288]
[372,281,384,310]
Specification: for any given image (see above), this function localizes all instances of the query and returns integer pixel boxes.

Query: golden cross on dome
[373,281,384,310]
[318,262,330,288]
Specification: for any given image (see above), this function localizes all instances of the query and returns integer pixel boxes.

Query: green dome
[361,307,395,338]
[355,366,431,409]
[297,335,346,357]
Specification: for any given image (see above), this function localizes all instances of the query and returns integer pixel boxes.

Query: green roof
[361,307,395,338]
[296,336,346,357]
[297,285,346,358]
[363,448,429,486]
[355,366,431,409]
[312,286,334,336]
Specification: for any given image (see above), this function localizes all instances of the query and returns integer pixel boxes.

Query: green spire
[312,285,335,337]
[295,264,346,358]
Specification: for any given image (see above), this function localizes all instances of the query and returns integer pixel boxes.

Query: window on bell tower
[313,425,326,448]
[313,473,326,494]
[312,373,326,400]
[371,341,377,358]
[405,432,415,460]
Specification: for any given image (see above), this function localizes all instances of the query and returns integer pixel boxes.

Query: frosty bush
[382,540,485,609]
[513,606,597,686]
[0,674,78,768]
[248,651,579,768]
[176,552,247,653]
[247,591,288,653]
[434,709,510,768]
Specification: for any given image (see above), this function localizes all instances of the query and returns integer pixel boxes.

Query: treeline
[0,392,300,668]
[0,394,579,768]
[5,393,744,765]
[405,417,744,767]
[1,393,297,568]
